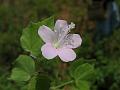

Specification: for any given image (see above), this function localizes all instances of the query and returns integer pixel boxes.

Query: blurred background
[0,0,120,90]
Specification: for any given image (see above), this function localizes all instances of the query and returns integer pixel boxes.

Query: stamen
[54,22,75,48]
[68,22,75,29]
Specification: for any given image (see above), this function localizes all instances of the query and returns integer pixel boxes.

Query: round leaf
[10,68,30,82]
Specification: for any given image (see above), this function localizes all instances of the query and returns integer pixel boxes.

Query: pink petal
[41,43,57,59]
[38,25,56,43]
[63,34,82,49]
[54,20,68,31]
[58,48,76,62]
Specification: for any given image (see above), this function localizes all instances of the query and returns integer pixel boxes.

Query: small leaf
[36,16,54,29]
[10,68,30,82]
[20,23,42,56]
[20,16,54,56]
[76,80,90,90]
[28,76,36,90]
[71,63,94,81]
[10,55,35,82]
[69,63,94,90]
[75,63,94,80]
[69,59,84,77]
[15,55,35,75]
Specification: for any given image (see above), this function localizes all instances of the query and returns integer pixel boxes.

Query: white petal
[41,43,58,59]
[38,25,56,43]
[63,34,82,48]
[54,20,68,31]
[58,48,76,62]
[54,20,69,36]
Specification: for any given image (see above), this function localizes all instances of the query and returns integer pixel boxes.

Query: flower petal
[54,20,68,31]
[54,20,69,37]
[38,25,56,43]
[41,43,57,59]
[58,48,76,62]
[63,34,82,48]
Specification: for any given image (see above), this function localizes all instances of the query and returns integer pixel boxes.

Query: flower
[38,20,82,62]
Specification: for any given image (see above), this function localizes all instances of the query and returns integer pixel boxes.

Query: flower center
[53,42,60,48]
[53,22,75,49]
[57,22,75,45]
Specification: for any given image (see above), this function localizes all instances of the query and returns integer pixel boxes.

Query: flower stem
[50,80,74,90]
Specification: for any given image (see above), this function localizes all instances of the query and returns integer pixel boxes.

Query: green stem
[50,80,74,90]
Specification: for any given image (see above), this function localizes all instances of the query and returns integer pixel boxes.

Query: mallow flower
[38,20,82,62]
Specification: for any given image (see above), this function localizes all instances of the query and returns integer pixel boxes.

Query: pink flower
[38,20,82,62]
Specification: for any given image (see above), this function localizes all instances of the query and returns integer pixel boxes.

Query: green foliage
[28,76,36,90]
[0,0,57,90]
[10,55,35,82]
[20,17,54,57]
[0,0,120,90]
[69,61,94,90]
[0,68,18,90]
[116,0,120,6]
[15,55,35,75]
[20,23,42,57]
[10,17,55,90]
[10,68,31,82]
[72,63,94,80]
[76,80,90,90]
[10,17,96,90]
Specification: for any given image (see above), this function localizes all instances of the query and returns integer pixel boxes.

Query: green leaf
[10,55,35,82]
[69,61,94,90]
[75,63,94,80]
[28,76,36,90]
[15,55,35,75]
[36,16,54,29]
[76,80,90,90]
[71,63,94,81]
[10,68,30,82]
[69,59,84,77]
[70,60,91,90]
[20,16,54,56]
